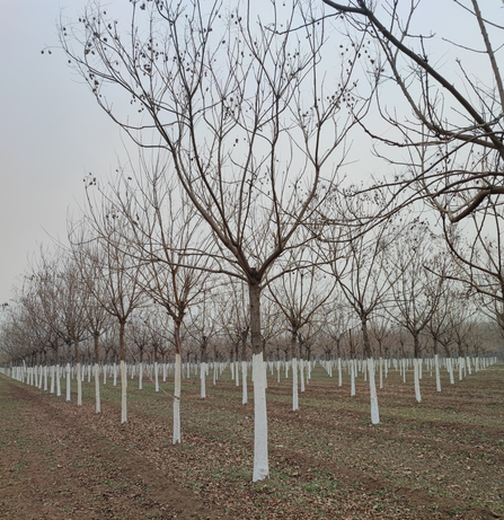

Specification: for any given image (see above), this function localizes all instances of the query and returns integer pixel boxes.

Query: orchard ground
[0,361,503,519]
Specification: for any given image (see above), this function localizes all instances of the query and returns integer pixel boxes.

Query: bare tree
[323,0,504,222]
[61,0,367,480]
[71,203,145,423]
[320,194,401,423]
[72,240,113,413]
[384,220,445,403]
[99,165,212,443]
[268,247,334,411]
[323,1,504,335]
[28,251,89,405]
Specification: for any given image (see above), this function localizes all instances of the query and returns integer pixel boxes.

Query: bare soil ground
[1,362,503,520]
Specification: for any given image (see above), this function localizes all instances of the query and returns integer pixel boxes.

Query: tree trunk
[368,358,380,424]
[350,359,356,397]
[241,361,248,404]
[75,340,82,406]
[249,281,268,482]
[413,358,422,403]
[292,357,299,411]
[200,362,207,399]
[66,362,71,401]
[119,320,127,424]
[173,322,182,444]
[94,333,101,413]
[291,331,299,411]
[434,353,441,392]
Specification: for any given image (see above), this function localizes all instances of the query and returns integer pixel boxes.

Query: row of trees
[12,0,504,481]
[1,192,501,418]
[2,225,499,369]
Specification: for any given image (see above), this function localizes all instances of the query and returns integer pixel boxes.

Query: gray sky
[0,0,501,305]
[0,0,128,304]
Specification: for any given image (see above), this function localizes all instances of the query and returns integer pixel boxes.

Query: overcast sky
[0,0,130,304]
[0,0,501,306]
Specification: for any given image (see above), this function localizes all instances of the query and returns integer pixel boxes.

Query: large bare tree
[61,0,366,480]
[322,0,504,221]
[322,0,504,331]
[71,200,145,424]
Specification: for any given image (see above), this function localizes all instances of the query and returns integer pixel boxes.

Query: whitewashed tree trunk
[155,361,159,392]
[173,353,182,444]
[121,360,127,424]
[66,363,71,401]
[138,361,143,390]
[276,360,281,383]
[350,359,356,397]
[338,358,342,387]
[434,354,441,392]
[43,365,48,391]
[292,358,299,411]
[235,361,240,387]
[413,358,422,403]
[113,362,118,386]
[368,358,380,425]
[94,362,101,413]
[103,363,107,385]
[379,357,383,389]
[200,362,207,399]
[241,361,248,405]
[300,359,305,393]
[448,357,455,384]
[56,364,61,397]
[252,352,268,482]
[50,365,55,394]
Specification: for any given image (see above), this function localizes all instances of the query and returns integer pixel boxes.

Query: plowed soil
[1,362,503,519]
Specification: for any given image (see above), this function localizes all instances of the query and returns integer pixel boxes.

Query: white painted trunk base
[77,363,83,406]
[94,363,101,413]
[200,362,207,399]
[66,363,71,401]
[50,365,55,394]
[252,352,268,482]
[121,360,127,424]
[241,361,248,405]
[368,358,380,425]
[413,358,422,403]
[292,358,299,411]
[350,360,356,397]
[56,364,61,397]
[434,354,441,392]
[173,353,182,444]
[155,362,159,392]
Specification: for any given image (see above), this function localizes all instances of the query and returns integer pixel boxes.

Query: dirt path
[0,378,229,520]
